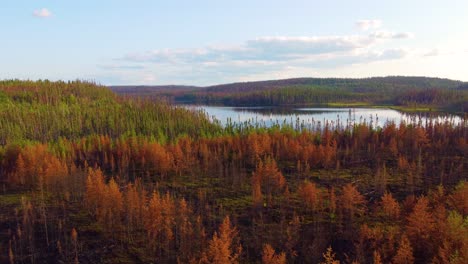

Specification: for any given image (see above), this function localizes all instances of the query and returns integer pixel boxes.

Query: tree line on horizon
[111,76,468,113]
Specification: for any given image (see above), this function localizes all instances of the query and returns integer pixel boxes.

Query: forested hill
[111,84,200,97]
[0,80,221,145]
[110,76,468,112]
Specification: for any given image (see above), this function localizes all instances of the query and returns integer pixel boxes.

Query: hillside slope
[110,76,468,112]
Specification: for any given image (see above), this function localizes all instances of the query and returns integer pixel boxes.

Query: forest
[0,80,467,263]
[111,77,468,113]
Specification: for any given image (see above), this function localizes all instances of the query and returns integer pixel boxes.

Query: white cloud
[142,74,157,83]
[246,36,374,59]
[33,8,52,18]
[417,48,465,58]
[122,35,377,64]
[370,31,414,39]
[97,64,146,70]
[377,48,409,59]
[423,49,439,57]
[120,33,410,68]
[108,20,415,84]
[356,19,382,31]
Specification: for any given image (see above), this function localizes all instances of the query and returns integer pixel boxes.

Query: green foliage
[0,80,222,145]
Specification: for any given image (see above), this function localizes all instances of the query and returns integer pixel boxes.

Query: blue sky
[1,0,467,85]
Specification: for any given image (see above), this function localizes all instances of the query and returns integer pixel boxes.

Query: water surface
[185,105,463,129]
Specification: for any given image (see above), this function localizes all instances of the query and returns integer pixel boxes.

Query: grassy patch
[217,195,252,211]
[369,104,442,112]
[326,102,372,107]
[0,193,29,207]
[387,105,439,112]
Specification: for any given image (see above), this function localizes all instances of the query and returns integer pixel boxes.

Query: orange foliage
[392,235,414,264]
[449,181,468,216]
[406,196,435,242]
[380,192,400,220]
[251,157,286,206]
[201,216,242,264]
[262,244,286,264]
[321,246,339,264]
[298,181,322,212]
[340,184,366,218]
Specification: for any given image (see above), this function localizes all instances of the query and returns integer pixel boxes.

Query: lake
[184,105,464,129]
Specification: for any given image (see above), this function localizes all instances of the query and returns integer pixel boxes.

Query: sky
[1,0,467,85]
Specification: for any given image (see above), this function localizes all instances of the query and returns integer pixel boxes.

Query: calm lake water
[185,105,464,129]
